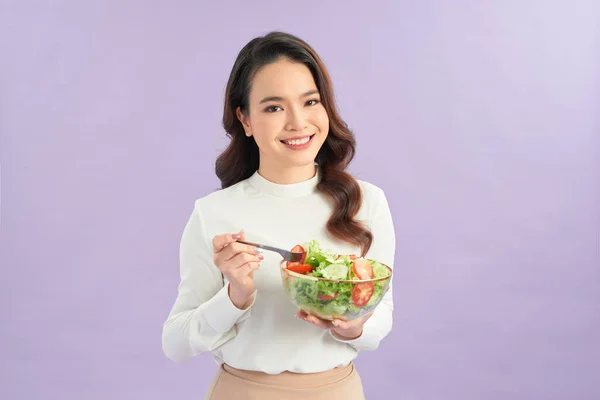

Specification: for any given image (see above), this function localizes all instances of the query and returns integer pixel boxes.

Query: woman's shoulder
[356,178,386,201]
[193,179,247,209]
[354,178,393,225]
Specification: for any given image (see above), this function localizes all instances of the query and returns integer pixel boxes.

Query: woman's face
[237,58,329,177]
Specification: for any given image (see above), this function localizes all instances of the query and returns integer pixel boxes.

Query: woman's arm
[161,202,256,363]
[330,186,396,351]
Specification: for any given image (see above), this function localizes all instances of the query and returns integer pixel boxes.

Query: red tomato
[286,244,306,268]
[352,260,374,279]
[351,282,374,306]
[318,292,339,301]
[286,264,313,274]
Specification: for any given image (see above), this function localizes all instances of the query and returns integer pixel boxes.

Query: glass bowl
[279,260,392,321]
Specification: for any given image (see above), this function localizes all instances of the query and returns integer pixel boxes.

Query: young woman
[162,31,396,400]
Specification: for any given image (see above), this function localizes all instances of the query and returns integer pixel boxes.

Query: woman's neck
[257,163,317,185]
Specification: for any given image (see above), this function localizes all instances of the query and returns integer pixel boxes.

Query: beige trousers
[204,362,366,400]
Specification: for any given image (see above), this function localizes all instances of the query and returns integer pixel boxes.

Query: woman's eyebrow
[259,90,320,104]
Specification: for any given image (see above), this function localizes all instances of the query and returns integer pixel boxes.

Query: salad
[281,240,391,320]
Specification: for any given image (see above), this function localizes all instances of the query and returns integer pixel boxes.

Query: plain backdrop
[1,1,599,399]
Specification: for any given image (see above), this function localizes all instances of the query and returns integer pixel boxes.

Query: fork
[237,240,305,263]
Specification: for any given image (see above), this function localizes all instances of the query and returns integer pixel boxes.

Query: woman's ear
[236,107,252,137]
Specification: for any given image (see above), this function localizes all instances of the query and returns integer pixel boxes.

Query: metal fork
[237,240,305,262]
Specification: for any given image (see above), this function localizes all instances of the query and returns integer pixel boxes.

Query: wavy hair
[215,31,372,256]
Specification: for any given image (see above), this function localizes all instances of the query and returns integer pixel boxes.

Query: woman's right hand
[212,231,263,309]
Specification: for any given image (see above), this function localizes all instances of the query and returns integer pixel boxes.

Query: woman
[162,31,396,399]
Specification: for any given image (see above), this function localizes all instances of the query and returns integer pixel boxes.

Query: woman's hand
[212,231,263,309]
[296,310,374,340]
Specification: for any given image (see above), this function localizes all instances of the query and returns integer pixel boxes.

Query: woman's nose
[285,107,308,131]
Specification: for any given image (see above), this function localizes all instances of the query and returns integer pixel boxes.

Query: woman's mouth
[280,134,315,150]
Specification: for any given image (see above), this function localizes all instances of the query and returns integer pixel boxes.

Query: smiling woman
[236,59,329,175]
[162,31,396,400]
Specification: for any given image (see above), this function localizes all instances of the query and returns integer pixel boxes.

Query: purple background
[1,1,599,399]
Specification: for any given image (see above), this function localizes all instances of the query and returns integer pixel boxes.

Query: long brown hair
[216,31,373,256]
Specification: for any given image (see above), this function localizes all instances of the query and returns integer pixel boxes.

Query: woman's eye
[306,99,320,106]
[265,105,282,113]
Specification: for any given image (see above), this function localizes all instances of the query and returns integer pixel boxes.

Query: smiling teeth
[284,136,310,145]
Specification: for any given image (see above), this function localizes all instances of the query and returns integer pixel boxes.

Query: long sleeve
[161,201,256,363]
[330,186,396,351]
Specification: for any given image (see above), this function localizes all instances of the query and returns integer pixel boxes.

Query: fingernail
[258,254,264,260]
[331,320,339,326]
[254,248,263,254]
[232,234,240,240]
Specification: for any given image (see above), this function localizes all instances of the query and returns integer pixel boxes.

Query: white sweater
[162,170,396,374]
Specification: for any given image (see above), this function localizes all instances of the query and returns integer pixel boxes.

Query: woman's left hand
[297,310,373,340]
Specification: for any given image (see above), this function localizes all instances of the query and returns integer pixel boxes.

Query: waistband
[222,362,355,389]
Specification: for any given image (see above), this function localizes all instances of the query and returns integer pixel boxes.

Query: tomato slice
[352,260,374,279]
[318,292,339,301]
[286,263,313,274]
[351,282,374,306]
[286,244,306,268]
[336,254,357,260]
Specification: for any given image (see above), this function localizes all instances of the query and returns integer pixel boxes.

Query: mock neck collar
[247,167,320,197]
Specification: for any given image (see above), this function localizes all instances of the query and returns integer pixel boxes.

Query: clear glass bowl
[279,260,392,321]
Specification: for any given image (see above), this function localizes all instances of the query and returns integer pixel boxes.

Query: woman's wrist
[228,284,253,310]
[331,327,363,340]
